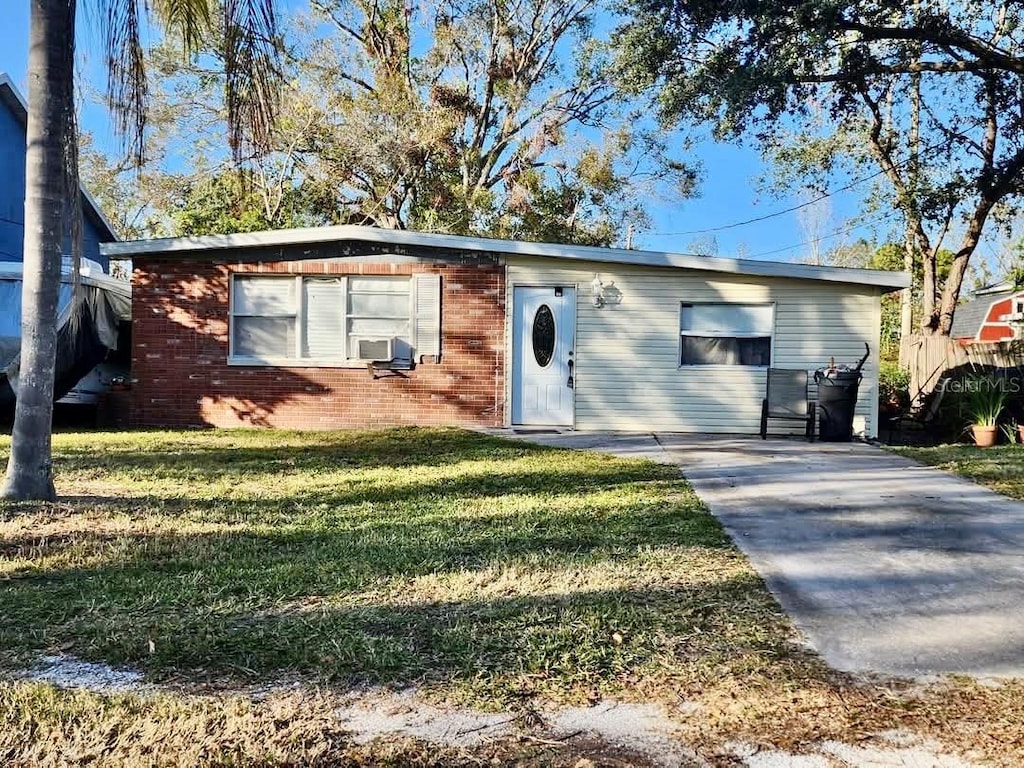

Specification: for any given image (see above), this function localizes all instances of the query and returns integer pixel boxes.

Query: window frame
[678,302,776,368]
[345,276,414,361]
[227,274,413,367]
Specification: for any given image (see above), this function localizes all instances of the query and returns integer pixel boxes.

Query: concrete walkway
[504,430,1024,679]
[657,435,1024,679]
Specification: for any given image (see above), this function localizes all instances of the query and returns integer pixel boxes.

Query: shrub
[878,361,911,412]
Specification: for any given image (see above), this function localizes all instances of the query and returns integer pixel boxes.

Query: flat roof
[102,224,911,291]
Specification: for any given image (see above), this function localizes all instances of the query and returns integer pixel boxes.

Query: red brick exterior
[130,257,506,429]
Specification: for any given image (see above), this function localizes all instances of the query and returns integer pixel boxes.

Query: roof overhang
[0,260,131,298]
[103,224,911,291]
[0,73,119,244]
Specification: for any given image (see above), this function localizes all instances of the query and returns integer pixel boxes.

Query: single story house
[102,226,908,436]
[950,282,1024,343]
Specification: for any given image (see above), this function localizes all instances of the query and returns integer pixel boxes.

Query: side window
[679,303,774,366]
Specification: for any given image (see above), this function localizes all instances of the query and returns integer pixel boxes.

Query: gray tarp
[1,277,130,403]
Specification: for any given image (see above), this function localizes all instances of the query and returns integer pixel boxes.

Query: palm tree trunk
[2,0,75,501]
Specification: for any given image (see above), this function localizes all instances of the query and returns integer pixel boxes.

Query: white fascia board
[101,224,911,291]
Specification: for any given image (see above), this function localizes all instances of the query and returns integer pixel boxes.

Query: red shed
[950,283,1024,343]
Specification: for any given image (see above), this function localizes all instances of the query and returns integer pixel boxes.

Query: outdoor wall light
[591,274,606,307]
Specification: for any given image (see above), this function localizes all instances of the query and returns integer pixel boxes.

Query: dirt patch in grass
[2,673,1012,767]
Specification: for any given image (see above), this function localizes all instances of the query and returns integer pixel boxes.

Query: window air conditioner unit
[356,337,395,362]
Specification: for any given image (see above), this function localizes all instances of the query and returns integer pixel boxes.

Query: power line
[644,137,954,239]
[747,208,902,260]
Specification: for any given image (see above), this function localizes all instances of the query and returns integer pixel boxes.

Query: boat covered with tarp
[0,259,131,411]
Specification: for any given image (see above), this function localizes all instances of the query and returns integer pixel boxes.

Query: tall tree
[298,0,695,242]
[3,0,278,501]
[89,0,696,244]
[616,0,1024,334]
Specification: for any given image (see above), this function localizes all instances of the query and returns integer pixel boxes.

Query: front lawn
[1,428,784,705]
[893,444,1024,499]
[1,428,1022,766]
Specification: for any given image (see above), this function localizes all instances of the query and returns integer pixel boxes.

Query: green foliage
[962,375,1009,427]
[879,295,902,361]
[1011,262,1024,291]
[86,0,698,243]
[878,362,911,411]
[869,243,953,287]
[170,171,334,236]
[615,0,1024,333]
[869,242,955,355]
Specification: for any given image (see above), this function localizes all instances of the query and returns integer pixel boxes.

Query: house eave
[101,224,911,291]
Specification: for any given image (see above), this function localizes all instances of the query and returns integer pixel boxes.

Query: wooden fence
[901,334,1024,400]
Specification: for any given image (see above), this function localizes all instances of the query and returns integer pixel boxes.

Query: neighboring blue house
[0,73,116,270]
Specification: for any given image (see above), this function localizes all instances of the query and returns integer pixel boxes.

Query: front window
[346,277,411,359]
[230,275,412,363]
[679,303,773,366]
[231,277,298,359]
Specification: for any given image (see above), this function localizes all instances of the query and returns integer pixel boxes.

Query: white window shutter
[412,274,442,360]
[303,278,346,359]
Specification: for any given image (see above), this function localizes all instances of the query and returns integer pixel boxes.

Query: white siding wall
[506,258,884,436]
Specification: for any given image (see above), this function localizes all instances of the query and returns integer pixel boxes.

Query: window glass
[348,292,409,317]
[348,277,408,293]
[230,275,413,362]
[680,303,773,366]
[347,317,409,335]
[346,277,411,360]
[680,303,773,335]
[532,304,555,367]
[233,316,295,358]
[233,276,295,315]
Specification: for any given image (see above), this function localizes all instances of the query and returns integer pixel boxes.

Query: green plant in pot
[963,375,1008,447]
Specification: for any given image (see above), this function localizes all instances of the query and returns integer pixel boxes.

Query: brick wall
[130,257,506,429]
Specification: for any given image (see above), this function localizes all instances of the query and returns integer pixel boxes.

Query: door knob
[567,358,574,389]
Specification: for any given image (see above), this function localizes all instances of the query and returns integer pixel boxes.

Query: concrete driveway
[655,435,1024,679]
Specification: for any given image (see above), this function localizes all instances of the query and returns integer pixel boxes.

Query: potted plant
[963,375,1008,447]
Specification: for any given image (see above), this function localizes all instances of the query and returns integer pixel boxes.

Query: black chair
[760,368,816,440]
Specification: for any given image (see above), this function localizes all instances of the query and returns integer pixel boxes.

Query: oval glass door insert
[532,304,556,367]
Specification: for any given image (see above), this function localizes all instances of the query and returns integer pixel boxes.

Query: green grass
[0,427,792,705]
[893,444,1024,499]
[3,428,1024,766]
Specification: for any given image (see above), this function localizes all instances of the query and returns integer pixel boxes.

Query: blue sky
[0,1,879,260]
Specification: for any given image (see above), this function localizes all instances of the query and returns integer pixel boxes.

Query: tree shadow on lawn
[1,429,803,701]
[1,567,798,704]
[51,427,548,478]
[52,467,697,527]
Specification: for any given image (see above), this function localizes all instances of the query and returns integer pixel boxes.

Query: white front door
[512,286,575,426]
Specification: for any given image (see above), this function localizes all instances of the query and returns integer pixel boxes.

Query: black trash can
[814,369,862,442]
